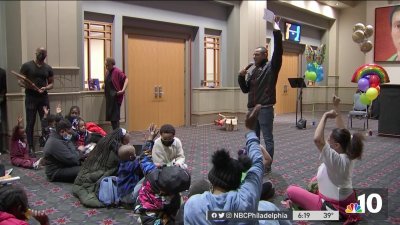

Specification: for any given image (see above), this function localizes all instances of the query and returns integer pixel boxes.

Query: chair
[348,93,369,130]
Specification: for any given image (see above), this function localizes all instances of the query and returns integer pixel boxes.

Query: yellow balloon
[366,87,378,101]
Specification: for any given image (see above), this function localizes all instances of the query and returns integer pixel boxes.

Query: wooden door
[157,37,185,126]
[127,34,185,131]
[275,52,298,114]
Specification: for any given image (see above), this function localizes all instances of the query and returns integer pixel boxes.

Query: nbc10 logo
[342,188,388,220]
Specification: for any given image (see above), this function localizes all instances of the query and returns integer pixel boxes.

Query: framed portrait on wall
[374,5,400,62]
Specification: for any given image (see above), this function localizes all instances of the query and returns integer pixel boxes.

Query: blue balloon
[307,63,315,72]
[315,66,324,82]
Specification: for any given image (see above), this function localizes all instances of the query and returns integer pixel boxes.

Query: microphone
[245,62,254,70]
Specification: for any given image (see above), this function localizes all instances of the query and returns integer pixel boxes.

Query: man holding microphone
[238,16,283,173]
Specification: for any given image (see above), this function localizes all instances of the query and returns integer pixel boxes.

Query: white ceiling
[316,0,359,9]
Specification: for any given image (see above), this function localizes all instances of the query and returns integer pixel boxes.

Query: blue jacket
[184,131,263,225]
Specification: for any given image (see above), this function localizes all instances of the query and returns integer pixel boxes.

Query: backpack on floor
[99,176,120,206]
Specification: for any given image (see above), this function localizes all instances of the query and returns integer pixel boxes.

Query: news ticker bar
[207,211,340,221]
[207,211,292,221]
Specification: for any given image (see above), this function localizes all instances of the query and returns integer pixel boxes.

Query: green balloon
[305,71,317,81]
[359,93,371,105]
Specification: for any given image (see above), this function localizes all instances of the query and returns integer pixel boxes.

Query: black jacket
[238,30,283,108]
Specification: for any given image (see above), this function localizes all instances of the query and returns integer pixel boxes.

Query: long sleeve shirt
[238,30,283,108]
[184,131,263,225]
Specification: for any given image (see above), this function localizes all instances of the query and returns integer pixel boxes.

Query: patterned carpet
[1,112,399,225]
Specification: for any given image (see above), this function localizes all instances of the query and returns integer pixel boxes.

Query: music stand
[288,78,307,129]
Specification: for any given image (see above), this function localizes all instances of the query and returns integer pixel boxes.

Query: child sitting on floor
[151,124,187,169]
[0,185,49,225]
[40,104,63,147]
[10,116,42,169]
[117,144,144,206]
[134,124,191,225]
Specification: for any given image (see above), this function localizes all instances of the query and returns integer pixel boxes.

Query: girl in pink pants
[286,96,364,225]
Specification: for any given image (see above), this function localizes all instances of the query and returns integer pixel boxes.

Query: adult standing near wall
[19,47,54,156]
[0,67,6,153]
[104,57,128,130]
[238,16,283,172]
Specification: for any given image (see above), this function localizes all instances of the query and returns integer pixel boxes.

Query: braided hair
[74,128,123,184]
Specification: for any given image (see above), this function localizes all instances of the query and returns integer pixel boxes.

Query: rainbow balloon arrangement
[351,64,390,105]
[304,44,326,82]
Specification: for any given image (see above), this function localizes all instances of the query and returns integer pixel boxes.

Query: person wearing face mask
[19,47,54,156]
[43,119,81,183]
[66,106,80,128]
[10,116,43,169]
[152,124,186,168]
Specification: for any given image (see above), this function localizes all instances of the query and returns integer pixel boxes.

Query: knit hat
[147,166,191,195]
[208,149,246,191]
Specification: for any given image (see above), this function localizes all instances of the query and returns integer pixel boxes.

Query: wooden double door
[127,34,185,131]
[275,52,299,115]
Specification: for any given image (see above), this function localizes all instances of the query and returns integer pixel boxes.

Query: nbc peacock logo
[345,203,363,213]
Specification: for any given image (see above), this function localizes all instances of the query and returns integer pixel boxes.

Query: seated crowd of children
[1,96,364,225]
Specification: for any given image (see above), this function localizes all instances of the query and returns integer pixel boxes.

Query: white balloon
[353,23,365,32]
[352,30,365,43]
[364,25,374,38]
[360,40,373,53]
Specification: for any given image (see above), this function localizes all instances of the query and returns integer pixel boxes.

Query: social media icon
[211,213,218,219]
[226,212,232,219]
[218,212,225,219]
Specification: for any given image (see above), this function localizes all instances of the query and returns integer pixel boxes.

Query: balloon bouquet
[352,23,374,54]
[304,44,326,83]
[351,64,390,105]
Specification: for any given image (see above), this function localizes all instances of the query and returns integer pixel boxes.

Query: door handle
[159,86,164,98]
[154,86,159,98]
[284,84,288,94]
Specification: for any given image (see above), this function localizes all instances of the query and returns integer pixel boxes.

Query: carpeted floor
[1,112,399,225]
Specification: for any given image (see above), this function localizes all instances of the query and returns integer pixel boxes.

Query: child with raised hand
[184,105,264,224]
[134,124,191,225]
[10,116,42,169]
[0,185,49,225]
[286,96,364,224]
[40,104,63,147]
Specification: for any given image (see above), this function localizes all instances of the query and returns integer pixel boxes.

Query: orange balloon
[375,85,380,93]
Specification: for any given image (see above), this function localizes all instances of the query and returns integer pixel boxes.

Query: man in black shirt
[19,47,54,155]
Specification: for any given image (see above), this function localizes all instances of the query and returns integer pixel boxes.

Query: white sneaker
[33,158,43,169]
[5,168,13,176]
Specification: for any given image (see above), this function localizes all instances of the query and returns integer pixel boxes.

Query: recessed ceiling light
[335,2,339,6]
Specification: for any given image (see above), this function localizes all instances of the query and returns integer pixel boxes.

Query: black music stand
[288,78,307,129]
